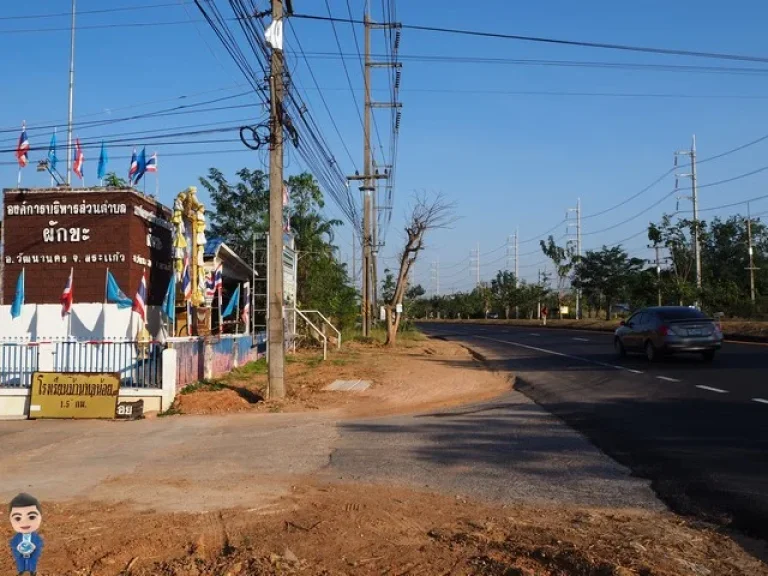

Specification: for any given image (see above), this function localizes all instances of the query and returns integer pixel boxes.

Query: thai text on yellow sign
[29,372,120,419]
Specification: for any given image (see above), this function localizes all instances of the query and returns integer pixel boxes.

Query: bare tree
[384,192,456,346]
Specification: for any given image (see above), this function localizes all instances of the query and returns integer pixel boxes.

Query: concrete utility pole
[537,268,542,320]
[267,0,285,398]
[348,5,400,337]
[651,244,662,306]
[514,228,519,319]
[567,198,582,319]
[675,135,702,303]
[747,202,759,305]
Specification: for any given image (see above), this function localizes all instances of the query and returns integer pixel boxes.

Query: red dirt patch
[4,483,765,576]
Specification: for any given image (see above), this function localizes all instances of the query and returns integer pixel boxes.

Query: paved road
[419,322,768,539]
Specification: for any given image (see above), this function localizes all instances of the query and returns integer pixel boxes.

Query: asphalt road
[419,322,768,539]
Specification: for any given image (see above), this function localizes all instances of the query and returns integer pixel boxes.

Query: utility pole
[675,135,702,304]
[430,259,440,297]
[514,228,519,319]
[567,198,582,319]
[470,243,480,286]
[537,268,542,320]
[348,5,400,337]
[66,0,76,186]
[747,202,759,305]
[648,243,663,306]
[267,0,285,398]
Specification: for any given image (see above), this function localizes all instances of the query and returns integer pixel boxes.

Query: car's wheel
[702,350,716,362]
[614,337,627,357]
[645,341,658,362]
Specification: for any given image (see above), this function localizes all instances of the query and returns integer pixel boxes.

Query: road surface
[420,322,768,539]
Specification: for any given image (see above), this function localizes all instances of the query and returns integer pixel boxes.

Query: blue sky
[3,1,768,293]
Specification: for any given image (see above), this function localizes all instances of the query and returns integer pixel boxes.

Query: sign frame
[29,372,121,419]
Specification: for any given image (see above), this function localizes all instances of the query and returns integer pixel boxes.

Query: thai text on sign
[29,372,120,419]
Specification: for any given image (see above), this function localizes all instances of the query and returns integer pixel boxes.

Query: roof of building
[203,237,256,282]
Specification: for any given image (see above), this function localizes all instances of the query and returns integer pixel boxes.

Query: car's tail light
[658,325,670,336]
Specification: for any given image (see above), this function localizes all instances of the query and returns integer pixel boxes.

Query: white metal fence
[0,340,163,389]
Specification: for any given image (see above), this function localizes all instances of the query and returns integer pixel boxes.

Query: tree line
[410,212,768,320]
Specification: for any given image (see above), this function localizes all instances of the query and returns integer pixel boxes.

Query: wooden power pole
[267,0,285,398]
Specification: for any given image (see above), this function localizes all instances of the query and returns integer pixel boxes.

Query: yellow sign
[29,372,120,419]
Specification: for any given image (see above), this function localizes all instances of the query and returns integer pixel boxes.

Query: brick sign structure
[2,188,173,306]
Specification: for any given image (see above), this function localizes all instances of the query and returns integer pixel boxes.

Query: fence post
[161,348,178,412]
[38,343,55,372]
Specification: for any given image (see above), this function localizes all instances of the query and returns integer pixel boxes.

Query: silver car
[614,306,723,362]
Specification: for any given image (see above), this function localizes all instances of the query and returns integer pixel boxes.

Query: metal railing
[53,341,163,389]
[0,343,39,388]
[291,309,330,360]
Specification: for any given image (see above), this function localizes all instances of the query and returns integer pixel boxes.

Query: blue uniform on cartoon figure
[8,493,44,576]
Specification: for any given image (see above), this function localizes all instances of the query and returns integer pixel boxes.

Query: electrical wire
[292,13,768,65]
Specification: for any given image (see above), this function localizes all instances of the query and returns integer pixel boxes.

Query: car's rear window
[657,308,708,320]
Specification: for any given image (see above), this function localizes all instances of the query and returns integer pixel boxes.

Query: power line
[0,2,190,21]
[302,51,768,77]
[292,13,768,64]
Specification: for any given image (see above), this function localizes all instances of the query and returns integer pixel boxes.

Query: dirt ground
[172,336,511,419]
[2,336,767,574]
[2,482,766,576]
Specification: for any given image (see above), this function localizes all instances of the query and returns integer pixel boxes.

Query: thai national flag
[16,123,29,168]
[129,148,138,181]
[73,138,84,179]
[204,270,215,300]
[146,152,158,173]
[213,261,223,294]
[61,268,74,317]
[133,271,147,322]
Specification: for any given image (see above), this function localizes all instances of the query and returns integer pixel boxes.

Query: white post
[161,347,178,411]
[66,0,76,186]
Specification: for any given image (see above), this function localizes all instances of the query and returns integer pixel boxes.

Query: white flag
[265,18,283,51]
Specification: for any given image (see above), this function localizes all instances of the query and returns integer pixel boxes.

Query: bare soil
[172,337,511,418]
[3,482,765,576]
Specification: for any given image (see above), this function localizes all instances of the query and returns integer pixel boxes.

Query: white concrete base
[0,387,167,418]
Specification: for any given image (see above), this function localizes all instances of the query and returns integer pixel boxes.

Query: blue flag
[133,147,147,184]
[97,141,108,180]
[48,132,58,172]
[222,285,240,318]
[106,270,133,308]
[162,274,176,320]
[11,269,24,319]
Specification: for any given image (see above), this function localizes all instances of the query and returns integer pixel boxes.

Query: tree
[648,214,697,306]
[199,167,269,257]
[384,193,456,346]
[540,235,575,318]
[381,269,396,303]
[490,270,518,319]
[104,172,127,188]
[572,246,645,319]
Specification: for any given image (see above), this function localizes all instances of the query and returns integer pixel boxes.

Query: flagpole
[218,286,223,335]
[17,168,21,189]
[66,0,76,186]
[67,267,74,339]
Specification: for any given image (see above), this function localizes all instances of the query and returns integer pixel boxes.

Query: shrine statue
[194,205,206,267]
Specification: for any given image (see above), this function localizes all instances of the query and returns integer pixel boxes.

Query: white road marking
[752,398,768,405]
[529,333,541,337]
[573,337,590,342]
[696,385,728,394]
[626,369,644,374]
[471,334,632,372]
[656,376,681,383]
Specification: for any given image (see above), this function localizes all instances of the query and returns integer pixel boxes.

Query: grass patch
[158,406,182,417]
[179,379,225,395]
[232,359,267,376]
[331,358,348,366]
